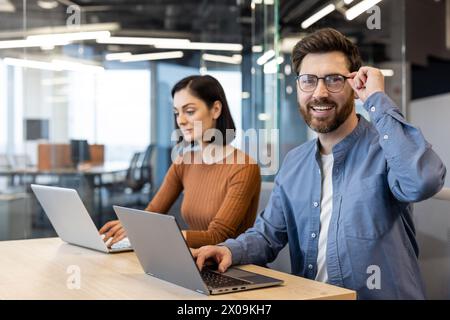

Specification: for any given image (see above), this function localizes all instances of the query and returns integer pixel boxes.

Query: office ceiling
[280,0,396,63]
[0,0,249,42]
[0,0,396,63]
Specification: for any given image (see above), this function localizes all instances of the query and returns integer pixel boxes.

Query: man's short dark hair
[292,28,362,74]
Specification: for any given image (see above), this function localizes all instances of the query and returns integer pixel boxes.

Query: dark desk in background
[0,162,129,228]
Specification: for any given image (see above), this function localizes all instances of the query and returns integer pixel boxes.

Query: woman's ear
[212,101,222,120]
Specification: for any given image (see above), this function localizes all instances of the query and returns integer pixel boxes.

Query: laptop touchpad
[239,275,275,284]
[225,268,280,284]
[224,268,256,280]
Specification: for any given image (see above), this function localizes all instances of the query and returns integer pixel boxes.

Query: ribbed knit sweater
[145,149,261,248]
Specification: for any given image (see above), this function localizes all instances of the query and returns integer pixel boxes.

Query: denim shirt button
[311,232,317,239]
[308,264,313,270]
[313,202,319,207]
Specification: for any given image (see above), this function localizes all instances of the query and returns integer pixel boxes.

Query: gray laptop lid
[31,184,109,253]
[113,205,210,295]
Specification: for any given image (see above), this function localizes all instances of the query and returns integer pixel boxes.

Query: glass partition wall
[0,0,407,241]
[278,0,407,157]
[0,0,248,240]
[246,0,280,179]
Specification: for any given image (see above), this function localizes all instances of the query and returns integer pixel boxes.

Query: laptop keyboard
[201,269,250,288]
[110,237,131,250]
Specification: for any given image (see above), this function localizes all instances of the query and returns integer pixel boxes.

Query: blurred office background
[0,0,448,299]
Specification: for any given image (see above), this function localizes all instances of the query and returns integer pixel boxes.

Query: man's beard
[300,95,354,134]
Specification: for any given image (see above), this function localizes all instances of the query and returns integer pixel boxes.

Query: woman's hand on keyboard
[99,220,127,247]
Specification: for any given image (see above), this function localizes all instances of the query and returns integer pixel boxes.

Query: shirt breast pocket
[341,174,395,239]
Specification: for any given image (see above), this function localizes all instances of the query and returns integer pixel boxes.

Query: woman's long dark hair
[171,75,236,145]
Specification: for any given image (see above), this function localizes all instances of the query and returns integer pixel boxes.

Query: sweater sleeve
[144,163,183,213]
[185,164,261,248]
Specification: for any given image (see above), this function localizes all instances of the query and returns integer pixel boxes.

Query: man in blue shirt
[193,28,446,299]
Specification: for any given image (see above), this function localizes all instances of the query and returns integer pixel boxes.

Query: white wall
[409,93,450,299]
[410,93,450,187]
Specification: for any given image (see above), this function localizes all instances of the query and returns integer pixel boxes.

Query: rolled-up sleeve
[364,92,446,202]
[222,177,288,266]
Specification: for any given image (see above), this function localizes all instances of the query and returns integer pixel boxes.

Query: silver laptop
[113,205,283,295]
[31,184,132,253]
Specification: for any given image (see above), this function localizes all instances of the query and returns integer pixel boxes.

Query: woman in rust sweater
[100,75,261,248]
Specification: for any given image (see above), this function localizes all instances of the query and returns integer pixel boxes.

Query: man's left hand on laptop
[192,245,232,272]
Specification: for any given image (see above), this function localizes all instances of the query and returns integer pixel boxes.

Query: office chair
[124,152,145,191]
[0,154,12,170]
[103,145,155,218]
[139,144,154,195]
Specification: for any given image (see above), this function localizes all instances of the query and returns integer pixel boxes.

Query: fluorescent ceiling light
[256,49,275,65]
[284,64,292,75]
[0,23,119,40]
[37,0,59,10]
[27,31,110,42]
[97,37,243,52]
[154,42,243,52]
[120,51,184,62]
[3,58,60,71]
[3,57,104,72]
[0,0,15,12]
[0,38,71,49]
[301,4,336,29]
[275,57,285,64]
[380,69,394,77]
[96,36,190,46]
[258,113,271,121]
[0,31,111,49]
[0,39,37,49]
[202,53,242,64]
[105,52,132,61]
[41,44,57,50]
[346,0,382,21]
[252,45,263,53]
[263,57,284,74]
[280,37,302,53]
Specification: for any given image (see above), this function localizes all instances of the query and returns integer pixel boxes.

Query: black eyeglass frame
[295,74,351,93]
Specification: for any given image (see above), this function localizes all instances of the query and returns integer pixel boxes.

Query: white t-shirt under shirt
[315,153,334,283]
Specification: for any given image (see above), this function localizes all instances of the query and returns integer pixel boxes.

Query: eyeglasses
[296,74,350,93]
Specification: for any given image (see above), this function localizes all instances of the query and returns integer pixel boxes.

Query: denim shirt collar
[314,115,369,163]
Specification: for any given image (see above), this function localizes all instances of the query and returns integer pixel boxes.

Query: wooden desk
[37,143,105,171]
[0,238,356,300]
